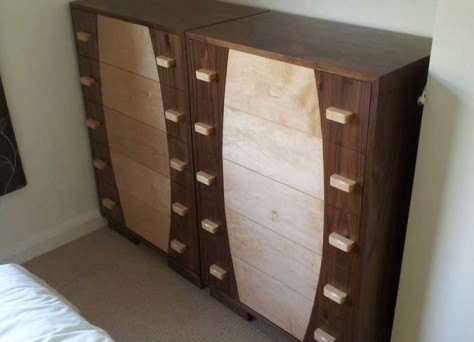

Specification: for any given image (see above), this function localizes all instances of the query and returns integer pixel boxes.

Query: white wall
[0,0,105,263]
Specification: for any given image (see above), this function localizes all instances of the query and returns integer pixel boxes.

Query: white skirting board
[0,210,107,264]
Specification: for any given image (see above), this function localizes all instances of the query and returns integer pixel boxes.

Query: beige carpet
[24,227,294,342]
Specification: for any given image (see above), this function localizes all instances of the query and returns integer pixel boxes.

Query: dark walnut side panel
[71,9,98,60]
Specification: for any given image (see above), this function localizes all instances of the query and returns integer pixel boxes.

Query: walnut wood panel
[316,71,372,153]
[225,50,321,137]
[100,63,165,131]
[160,84,189,142]
[84,101,108,146]
[78,56,102,104]
[233,257,313,340]
[167,136,192,189]
[91,141,115,186]
[194,97,221,156]
[97,15,158,80]
[223,159,324,253]
[97,180,124,224]
[222,106,324,199]
[226,208,321,301]
[150,30,186,90]
[71,9,98,60]
[119,191,170,252]
[104,107,169,177]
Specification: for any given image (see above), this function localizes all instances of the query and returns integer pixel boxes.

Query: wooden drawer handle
[194,122,215,136]
[102,198,116,210]
[170,239,186,254]
[170,158,187,172]
[201,219,220,234]
[93,159,107,171]
[172,202,188,217]
[330,174,357,193]
[314,328,336,342]
[80,76,95,87]
[76,31,93,42]
[86,118,100,130]
[165,109,184,123]
[329,232,355,253]
[196,69,217,83]
[196,171,215,186]
[209,264,227,280]
[326,106,354,124]
[323,284,348,304]
[156,55,175,68]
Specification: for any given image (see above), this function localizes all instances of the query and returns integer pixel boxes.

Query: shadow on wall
[392,74,458,341]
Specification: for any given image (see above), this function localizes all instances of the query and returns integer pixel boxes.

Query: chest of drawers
[186,11,431,342]
[70,0,265,286]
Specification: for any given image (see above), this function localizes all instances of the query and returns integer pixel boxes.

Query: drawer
[97,180,124,223]
[317,71,371,153]
[161,84,189,142]
[169,182,199,274]
[194,98,220,156]
[167,136,192,189]
[71,9,98,60]
[195,152,220,202]
[84,101,108,146]
[324,142,365,216]
[91,141,115,186]
[78,56,102,104]
[322,205,360,270]
[150,30,186,91]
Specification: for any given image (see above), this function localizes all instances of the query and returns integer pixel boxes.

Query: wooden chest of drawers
[70,0,266,286]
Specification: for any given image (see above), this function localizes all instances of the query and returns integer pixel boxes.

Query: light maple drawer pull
[194,122,215,136]
[170,158,187,172]
[156,55,175,68]
[314,328,336,342]
[201,219,220,234]
[323,284,348,304]
[165,109,184,123]
[101,198,116,210]
[196,171,215,186]
[330,174,357,193]
[80,76,95,87]
[326,107,354,124]
[172,202,188,217]
[170,240,187,254]
[209,264,227,280]
[86,118,100,129]
[76,31,92,42]
[93,159,107,171]
[329,232,355,252]
[196,69,217,82]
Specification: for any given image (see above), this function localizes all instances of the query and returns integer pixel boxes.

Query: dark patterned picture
[0,77,26,196]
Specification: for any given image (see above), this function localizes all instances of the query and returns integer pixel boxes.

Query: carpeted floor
[24,227,294,342]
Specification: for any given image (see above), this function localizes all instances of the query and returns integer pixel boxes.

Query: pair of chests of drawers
[72,10,199,276]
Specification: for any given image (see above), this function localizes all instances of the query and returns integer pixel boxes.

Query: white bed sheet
[0,264,114,342]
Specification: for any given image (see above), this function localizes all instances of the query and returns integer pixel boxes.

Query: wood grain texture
[91,141,115,186]
[79,56,102,104]
[104,107,169,177]
[160,84,189,142]
[84,101,108,146]
[97,15,158,80]
[225,50,320,137]
[97,180,125,223]
[71,9,98,60]
[100,62,164,130]
[167,136,192,189]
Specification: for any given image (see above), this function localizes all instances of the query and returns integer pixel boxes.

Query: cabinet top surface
[70,0,266,35]
[187,11,432,81]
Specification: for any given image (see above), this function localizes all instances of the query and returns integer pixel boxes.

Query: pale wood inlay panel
[223,160,324,253]
[104,107,169,177]
[100,63,165,131]
[110,150,170,213]
[225,50,320,137]
[233,258,313,340]
[97,15,158,80]
[119,191,170,252]
[227,208,320,301]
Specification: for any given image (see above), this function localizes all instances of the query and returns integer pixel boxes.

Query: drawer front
[85,101,108,146]
[91,141,115,186]
[97,180,124,223]
[71,9,98,60]
[169,182,200,274]
[168,136,192,189]
[194,98,221,156]
[161,84,189,142]
[316,71,371,153]
[324,142,365,216]
[195,151,220,202]
[150,30,186,91]
[78,56,102,104]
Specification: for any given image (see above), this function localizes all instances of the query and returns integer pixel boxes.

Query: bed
[0,264,114,341]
